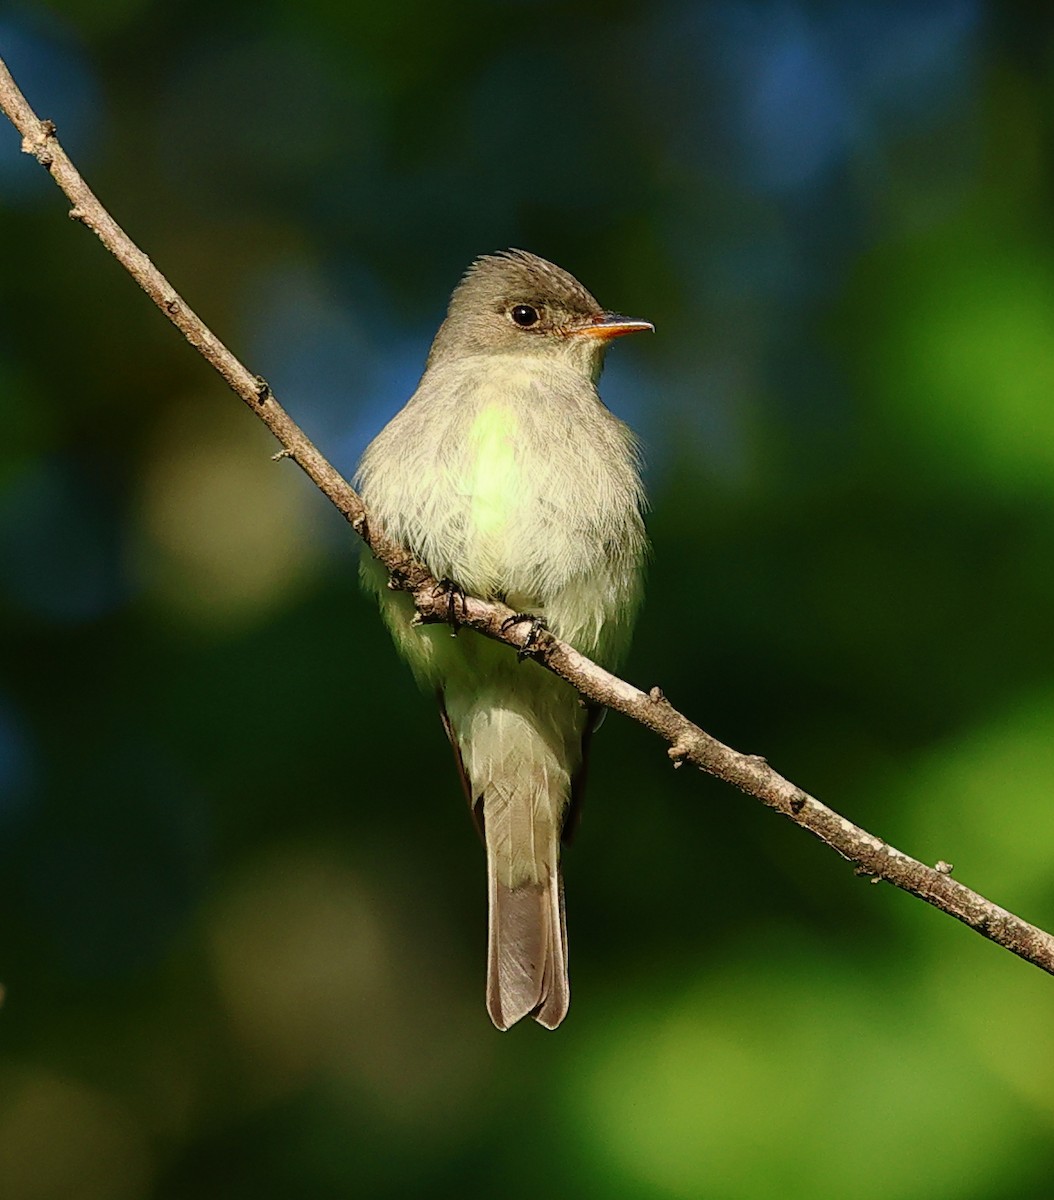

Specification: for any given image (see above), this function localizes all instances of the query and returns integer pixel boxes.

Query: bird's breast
[465,402,520,537]
[361,355,641,623]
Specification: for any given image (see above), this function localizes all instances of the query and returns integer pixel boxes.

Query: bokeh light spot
[0,1070,152,1200]
[131,394,325,630]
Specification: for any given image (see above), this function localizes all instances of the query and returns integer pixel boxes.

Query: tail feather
[486,852,569,1031]
[532,864,569,1030]
[443,693,581,1031]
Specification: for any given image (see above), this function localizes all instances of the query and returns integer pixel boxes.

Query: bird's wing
[562,702,604,844]
[437,689,485,841]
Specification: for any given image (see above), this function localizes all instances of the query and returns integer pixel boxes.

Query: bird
[356,249,650,1029]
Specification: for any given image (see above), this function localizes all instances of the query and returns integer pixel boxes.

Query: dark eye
[510,304,540,328]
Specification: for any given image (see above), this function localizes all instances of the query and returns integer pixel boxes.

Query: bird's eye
[510,304,540,328]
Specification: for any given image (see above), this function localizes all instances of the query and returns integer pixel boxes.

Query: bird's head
[426,249,653,379]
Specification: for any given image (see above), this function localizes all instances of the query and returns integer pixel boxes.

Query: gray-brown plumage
[357,250,650,1029]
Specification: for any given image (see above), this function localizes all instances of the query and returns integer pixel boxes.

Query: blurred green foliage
[2,2,1054,1197]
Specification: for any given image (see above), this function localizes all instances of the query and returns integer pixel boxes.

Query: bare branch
[3,54,1052,977]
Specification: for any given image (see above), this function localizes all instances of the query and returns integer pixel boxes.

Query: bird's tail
[486,820,568,1030]
[461,704,572,1031]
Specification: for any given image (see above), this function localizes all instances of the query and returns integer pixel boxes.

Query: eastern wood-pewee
[357,250,650,1029]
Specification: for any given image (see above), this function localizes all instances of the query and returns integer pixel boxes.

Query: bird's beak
[570,312,655,341]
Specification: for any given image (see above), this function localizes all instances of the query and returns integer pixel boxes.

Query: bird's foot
[500,612,547,661]
[432,578,468,634]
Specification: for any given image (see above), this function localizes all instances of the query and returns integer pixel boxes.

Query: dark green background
[2,2,1054,1197]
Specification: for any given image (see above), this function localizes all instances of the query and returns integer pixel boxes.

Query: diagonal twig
[2,53,1053,977]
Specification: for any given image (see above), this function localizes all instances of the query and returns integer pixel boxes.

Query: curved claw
[432,578,468,634]
[500,612,547,661]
